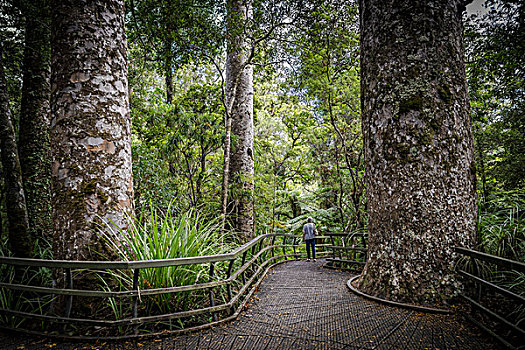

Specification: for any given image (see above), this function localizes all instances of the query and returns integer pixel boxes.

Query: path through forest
[1,260,500,349]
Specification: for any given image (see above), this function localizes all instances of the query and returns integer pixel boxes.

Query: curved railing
[0,233,328,340]
[324,231,368,272]
[455,247,525,349]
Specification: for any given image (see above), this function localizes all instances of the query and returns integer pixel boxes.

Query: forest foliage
[0,0,523,338]
[0,0,522,261]
[126,0,365,238]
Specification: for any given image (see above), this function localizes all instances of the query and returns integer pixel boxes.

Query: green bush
[101,201,233,315]
[478,192,524,262]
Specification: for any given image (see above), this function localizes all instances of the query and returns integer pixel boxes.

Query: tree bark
[225,0,254,242]
[18,0,53,243]
[358,0,477,304]
[0,48,32,257]
[51,0,134,260]
[220,114,232,235]
[475,134,488,208]
[165,43,173,104]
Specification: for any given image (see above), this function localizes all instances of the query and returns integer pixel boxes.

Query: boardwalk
[1,260,499,349]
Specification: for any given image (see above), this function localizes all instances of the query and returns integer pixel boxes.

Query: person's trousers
[305,238,316,259]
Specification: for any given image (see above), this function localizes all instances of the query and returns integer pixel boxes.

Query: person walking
[302,217,317,261]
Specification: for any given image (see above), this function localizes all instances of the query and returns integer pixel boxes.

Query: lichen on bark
[0,48,32,258]
[19,0,53,244]
[358,0,477,305]
[50,0,133,261]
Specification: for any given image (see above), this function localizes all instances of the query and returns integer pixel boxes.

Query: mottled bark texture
[358,0,477,304]
[225,0,254,242]
[19,0,53,243]
[51,0,134,260]
[0,50,32,257]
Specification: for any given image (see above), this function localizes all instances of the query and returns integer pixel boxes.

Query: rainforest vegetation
[0,0,523,323]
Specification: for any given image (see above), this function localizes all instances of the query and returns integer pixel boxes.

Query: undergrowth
[99,201,236,318]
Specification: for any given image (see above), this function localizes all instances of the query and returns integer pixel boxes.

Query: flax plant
[478,205,524,261]
[101,201,233,315]
[0,238,54,328]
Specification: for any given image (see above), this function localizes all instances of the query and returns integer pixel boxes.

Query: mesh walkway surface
[1,259,500,349]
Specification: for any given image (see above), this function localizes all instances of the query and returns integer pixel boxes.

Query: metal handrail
[0,233,293,269]
[454,246,525,350]
[324,231,368,271]
[455,246,525,273]
[0,233,316,339]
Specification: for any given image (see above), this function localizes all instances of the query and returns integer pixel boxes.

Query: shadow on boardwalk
[1,259,500,349]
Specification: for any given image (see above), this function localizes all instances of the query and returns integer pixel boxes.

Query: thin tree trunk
[0,48,32,257]
[358,0,477,304]
[51,0,134,260]
[225,0,254,242]
[18,0,53,243]
[165,52,173,104]
[220,115,232,234]
[289,194,301,218]
[196,143,207,205]
[272,167,276,231]
[164,5,174,105]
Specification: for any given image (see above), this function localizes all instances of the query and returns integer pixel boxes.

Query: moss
[421,130,434,145]
[399,96,423,114]
[396,144,411,160]
[429,118,441,132]
[438,86,452,103]
[65,190,86,235]
[97,189,109,203]
[82,179,97,195]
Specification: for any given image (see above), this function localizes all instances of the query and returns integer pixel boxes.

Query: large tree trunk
[358,0,477,305]
[51,0,134,261]
[225,0,254,242]
[0,49,32,257]
[18,0,53,243]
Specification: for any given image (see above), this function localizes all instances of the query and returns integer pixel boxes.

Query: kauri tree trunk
[18,0,53,243]
[225,0,254,242]
[51,0,134,260]
[0,48,32,257]
[358,0,477,304]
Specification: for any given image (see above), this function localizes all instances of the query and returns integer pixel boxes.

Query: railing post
[132,269,139,318]
[348,234,353,261]
[64,268,73,318]
[330,235,335,259]
[226,259,235,314]
[258,239,264,266]
[292,237,297,258]
[283,236,287,260]
[271,235,276,258]
[132,268,140,334]
[340,236,345,261]
[60,267,73,334]
[209,262,217,322]
[330,234,336,266]
[241,251,247,285]
[50,277,57,315]
[470,256,482,302]
[250,245,257,276]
